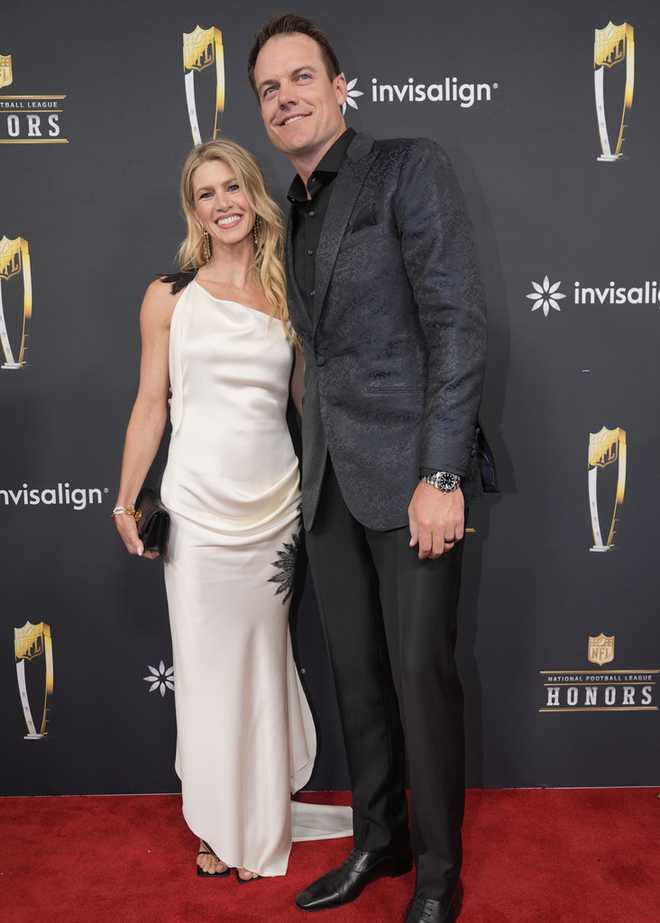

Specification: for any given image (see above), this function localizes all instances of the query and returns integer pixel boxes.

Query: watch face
[423,471,460,491]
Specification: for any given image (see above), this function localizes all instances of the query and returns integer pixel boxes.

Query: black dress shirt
[287,127,355,318]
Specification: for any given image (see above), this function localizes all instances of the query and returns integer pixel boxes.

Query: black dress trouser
[305,457,466,902]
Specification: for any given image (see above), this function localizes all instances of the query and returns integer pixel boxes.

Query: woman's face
[191,159,255,248]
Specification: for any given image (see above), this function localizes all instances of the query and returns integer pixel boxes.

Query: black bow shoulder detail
[157,270,197,295]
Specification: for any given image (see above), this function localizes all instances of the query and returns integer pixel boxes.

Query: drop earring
[252,215,260,248]
[202,229,211,262]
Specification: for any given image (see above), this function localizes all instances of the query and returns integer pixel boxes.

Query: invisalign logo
[527,277,660,318]
[370,77,499,108]
[0,482,109,511]
[574,281,660,305]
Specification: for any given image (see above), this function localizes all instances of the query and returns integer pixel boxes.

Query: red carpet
[1,788,658,922]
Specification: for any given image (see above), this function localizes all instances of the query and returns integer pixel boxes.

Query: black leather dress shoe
[404,888,460,923]
[295,847,413,911]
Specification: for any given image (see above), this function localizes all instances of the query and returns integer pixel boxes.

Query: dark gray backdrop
[2,0,658,796]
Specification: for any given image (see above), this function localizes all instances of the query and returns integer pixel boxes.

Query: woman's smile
[213,213,243,230]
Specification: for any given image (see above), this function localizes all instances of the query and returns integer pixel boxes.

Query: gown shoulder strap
[157,270,197,295]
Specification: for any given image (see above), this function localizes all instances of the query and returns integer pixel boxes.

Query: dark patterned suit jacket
[286,131,496,531]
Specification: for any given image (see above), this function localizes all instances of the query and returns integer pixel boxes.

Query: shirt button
[306,249,314,256]
[309,289,316,297]
[307,209,315,217]
[317,355,326,367]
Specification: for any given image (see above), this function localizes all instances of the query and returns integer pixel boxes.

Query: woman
[113,139,350,880]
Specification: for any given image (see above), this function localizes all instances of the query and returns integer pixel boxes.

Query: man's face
[254,33,347,158]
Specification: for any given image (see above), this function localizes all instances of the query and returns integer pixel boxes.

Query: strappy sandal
[235,869,261,884]
[196,839,230,878]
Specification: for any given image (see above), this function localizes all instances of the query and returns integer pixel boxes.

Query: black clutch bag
[135,487,170,555]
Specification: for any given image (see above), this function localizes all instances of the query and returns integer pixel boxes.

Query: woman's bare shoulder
[141,272,194,327]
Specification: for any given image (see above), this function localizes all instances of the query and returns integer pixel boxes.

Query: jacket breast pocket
[364,357,423,393]
[365,381,423,394]
[348,202,380,234]
[345,222,385,244]
[337,223,388,273]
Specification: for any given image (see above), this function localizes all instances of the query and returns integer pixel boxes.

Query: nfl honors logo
[0,52,68,144]
[539,635,658,713]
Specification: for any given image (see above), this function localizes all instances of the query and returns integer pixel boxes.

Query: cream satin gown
[160,278,351,876]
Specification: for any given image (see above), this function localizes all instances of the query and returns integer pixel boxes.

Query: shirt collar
[287,128,356,204]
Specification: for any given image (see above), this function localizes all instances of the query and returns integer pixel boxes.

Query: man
[249,14,496,923]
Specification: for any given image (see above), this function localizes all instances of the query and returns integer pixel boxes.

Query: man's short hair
[247,13,341,96]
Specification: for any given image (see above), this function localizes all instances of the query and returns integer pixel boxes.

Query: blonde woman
[113,140,350,881]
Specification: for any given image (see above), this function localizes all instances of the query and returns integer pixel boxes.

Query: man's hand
[408,481,464,560]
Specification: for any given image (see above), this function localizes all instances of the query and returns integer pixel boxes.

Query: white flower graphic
[342,77,363,114]
[526,276,566,317]
[143,660,174,697]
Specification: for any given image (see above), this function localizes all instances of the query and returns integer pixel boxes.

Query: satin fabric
[160,279,351,876]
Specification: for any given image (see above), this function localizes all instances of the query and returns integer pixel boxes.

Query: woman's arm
[113,279,178,558]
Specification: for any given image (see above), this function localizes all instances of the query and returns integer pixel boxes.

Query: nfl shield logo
[183,26,215,72]
[588,426,620,468]
[587,634,615,666]
[0,54,12,89]
[0,236,22,281]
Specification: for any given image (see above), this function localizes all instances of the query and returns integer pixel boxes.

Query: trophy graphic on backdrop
[0,236,32,370]
[594,21,635,162]
[14,622,54,739]
[182,26,225,145]
[588,426,627,552]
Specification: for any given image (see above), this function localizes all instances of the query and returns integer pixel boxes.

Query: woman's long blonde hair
[178,139,289,327]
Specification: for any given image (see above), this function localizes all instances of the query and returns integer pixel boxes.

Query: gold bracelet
[111,505,141,521]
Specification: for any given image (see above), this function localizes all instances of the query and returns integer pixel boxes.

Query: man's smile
[277,112,312,128]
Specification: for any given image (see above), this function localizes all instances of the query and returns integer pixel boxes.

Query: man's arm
[393,139,487,476]
[393,140,486,558]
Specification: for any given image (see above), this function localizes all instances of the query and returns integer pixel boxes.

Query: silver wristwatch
[422,471,461,492]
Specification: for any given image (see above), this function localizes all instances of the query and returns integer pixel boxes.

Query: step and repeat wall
[2,0,659,796]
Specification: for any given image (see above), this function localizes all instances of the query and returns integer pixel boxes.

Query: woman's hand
[113,511,160,560]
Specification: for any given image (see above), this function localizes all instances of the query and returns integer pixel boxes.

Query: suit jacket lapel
[312,133,376,335]
[285,215,311,340]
